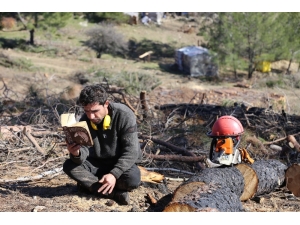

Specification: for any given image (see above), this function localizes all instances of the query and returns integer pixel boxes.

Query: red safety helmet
[207,115,244,137]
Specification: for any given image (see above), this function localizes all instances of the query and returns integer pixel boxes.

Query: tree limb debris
[0,167,63,184]
[287,135,300,153]
[22,126,45,155]
[143,152,206,162]
[139,134,206,169]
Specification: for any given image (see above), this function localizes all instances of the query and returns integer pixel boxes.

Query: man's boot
[89,182,130,205]
[112,190,130,205]
[99,190,130,205]
[77,182,92,194]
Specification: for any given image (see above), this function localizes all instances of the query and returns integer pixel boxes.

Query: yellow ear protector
[90,121,98,130]
[90,115,111,130]
[103,114,111,130]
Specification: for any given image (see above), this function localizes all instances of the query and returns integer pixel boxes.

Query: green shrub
[84,12,130,24]
[84,23,128,58]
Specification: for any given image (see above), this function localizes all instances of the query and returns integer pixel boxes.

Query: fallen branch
[139,134,205,169]
[23,126,45,155]
[262,132,300,145]
[107,90,138,116]
[30,156,66,173]
[0,167,63,184]
[146,193,157,205]
[165,177,187,182]
[143,152,206,162]
[287,135,300,153]
[145,167,196,176]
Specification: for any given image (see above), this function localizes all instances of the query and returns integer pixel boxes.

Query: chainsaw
[206,137,254,168]
[206,115,254,168]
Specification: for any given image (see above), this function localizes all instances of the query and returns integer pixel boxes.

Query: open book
[60,113,93,146]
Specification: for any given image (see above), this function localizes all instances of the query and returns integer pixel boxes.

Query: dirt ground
[1,83,300,213]
[1,15,300,214]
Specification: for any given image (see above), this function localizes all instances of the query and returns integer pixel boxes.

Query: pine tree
[200,12,289,79]
[278,12,300,74]
[17,12,73,45]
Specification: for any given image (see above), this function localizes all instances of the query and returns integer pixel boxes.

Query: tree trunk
[286,58,293,75]
[163,181,243,212]
[29,29,35,45]
[96,52,102,58]
[248,64,255,79]
[140,91,148,120]
[163,166,245,212]
[163,159,287,212]
[250,159,287,196]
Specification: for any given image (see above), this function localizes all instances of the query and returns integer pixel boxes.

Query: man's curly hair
[78,84,108,106]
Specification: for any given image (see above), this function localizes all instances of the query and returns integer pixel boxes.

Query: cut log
[163,181,243,212]
[163,167,245,212]
[236,160,287,199]
[285,164,300,197]
[162,159,287,212]
[250,159,287,196]
[186,167,245,196]
[235,163,258,201]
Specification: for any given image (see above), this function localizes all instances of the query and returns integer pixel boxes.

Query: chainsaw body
[209,137,241,166]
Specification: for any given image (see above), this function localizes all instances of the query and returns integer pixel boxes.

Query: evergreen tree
[200,12,288,79]
[278,12,300,74]
[17,12,73,45]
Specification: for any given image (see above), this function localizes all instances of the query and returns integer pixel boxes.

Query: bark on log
[163,167,245,212]
[163,159,287,212]
[250,159,287,196]
[285,164,300,197]
[186,167,245,196]
[236,159,287,199]
[163,181,243,212]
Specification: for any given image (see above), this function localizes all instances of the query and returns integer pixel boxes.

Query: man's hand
[98,174,116,194]
[66,142,80,157]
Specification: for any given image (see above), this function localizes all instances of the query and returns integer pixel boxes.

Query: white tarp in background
[175,46,218,77]
[123,12,164,25]
[148,12,164,25]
